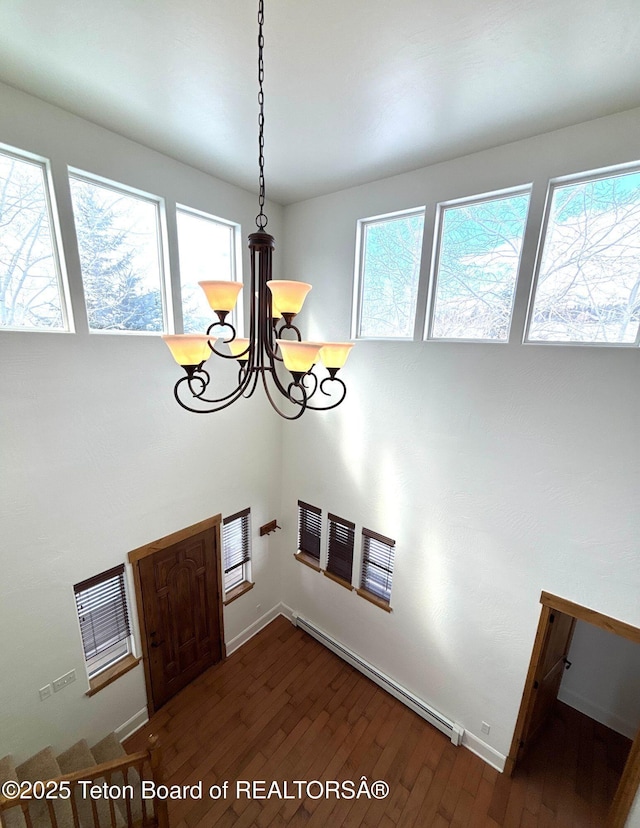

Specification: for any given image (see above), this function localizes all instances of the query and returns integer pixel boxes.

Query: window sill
[85,654,141,697]
[224,580,254,606]
[356,588,392,613]
[323,570,354,591]
[294,552,321,572]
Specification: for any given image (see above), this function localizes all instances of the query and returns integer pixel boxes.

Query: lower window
[74,564,132,678]
[222,508,252,592]
[359,529,396,607]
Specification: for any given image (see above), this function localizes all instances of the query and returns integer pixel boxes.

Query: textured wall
[559,620,640,738]
[278,108,640,789]
[0,83,284,763]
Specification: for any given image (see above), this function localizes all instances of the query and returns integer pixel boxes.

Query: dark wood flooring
[125,616,631,827]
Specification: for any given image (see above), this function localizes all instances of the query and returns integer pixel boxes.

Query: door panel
[138,528,222,710]
[519,610,575,757]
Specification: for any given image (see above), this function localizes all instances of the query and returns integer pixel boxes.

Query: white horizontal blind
[74,564,131,676]
[360,529,396,604]
[223,508,251,590]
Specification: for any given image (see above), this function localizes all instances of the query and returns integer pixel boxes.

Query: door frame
[128,514,226,716]
[506,591,640,828]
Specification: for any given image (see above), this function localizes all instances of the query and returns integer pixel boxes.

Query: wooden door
[522,609,575,750]
[508,592,640,826]
[130,517,224,713]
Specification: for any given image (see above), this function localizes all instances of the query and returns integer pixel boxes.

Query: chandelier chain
[256,0,267,230]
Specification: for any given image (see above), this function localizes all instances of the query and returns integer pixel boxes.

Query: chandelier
[162,0,353,419]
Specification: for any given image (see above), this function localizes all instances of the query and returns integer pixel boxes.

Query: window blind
[223,508,251,589]
[360,529,396,603]
[74,564,131,669]
[297,500,321,561]
[327,513,355,584]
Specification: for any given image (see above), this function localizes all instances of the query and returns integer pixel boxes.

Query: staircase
[0,734,169,828]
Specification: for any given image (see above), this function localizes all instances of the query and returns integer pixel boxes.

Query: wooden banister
[0,735,169,828]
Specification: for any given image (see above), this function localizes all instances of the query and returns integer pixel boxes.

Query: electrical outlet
[52,670,76,692]
[39,685,52,701]
[481,721,491,735]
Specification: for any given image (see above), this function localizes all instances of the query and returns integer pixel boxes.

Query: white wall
[0,83,284,763]
[2,80,640,826]
[279,107,640,788]
[559,620,640,739]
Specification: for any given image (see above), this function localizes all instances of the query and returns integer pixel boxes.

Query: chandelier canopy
[163,0,353,419]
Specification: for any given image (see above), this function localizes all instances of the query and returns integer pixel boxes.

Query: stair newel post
[147,735,169,828]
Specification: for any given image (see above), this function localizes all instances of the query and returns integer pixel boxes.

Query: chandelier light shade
[267,280,312,316]
[162,0,353,419]
[162,335,217,368]
[198,281,243,316]
[276,340,323,377]
[319,342,354,371]
[228,338,251,361]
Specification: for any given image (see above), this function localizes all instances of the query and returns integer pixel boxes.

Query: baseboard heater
[292,613,464,746]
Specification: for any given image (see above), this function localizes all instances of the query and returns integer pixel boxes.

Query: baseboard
[225,602,295,656]
[462,731,506,772]
[558,687,638,739]
[116,707,149,742]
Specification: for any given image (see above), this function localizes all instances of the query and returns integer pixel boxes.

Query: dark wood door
[519,609,575,758]
[138,527,223,710]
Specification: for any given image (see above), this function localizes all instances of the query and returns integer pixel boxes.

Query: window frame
[73,564,134,683]
[175,203,244,336]
[68,167,173,336]
[524,162,640,348]
[425,185,532,344]
[222,507,253,602]
[324,513,355,591]
[352,205,426,341]
[357,528,396,611]
[0,143,74,333]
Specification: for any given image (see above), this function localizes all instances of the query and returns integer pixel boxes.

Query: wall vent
[292,613,464,746]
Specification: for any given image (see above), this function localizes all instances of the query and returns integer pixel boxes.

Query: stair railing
[0,735,169,828]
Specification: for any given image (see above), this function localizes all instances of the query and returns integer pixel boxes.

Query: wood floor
[125,616,630,827]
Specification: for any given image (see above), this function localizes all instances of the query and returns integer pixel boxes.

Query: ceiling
[0,0,639,204]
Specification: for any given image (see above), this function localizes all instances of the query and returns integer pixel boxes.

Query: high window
[0,147,70,330]
[527,167,640,345]
[176,206,240,333]
[296,501,322,568]
[69,172,168,333]
[358,529,396,611]
[428,190,530,341]
[74,565,132,678]
[325,514,355,589]
[222,508,252,593]
[354,208,425,339]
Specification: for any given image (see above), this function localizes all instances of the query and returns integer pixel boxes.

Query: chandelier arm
[264,356,307,405]
[277,320,302,340]
[188,367,209,395]
[303,376,348,411]
[260,367,307,420]
[242,364,262,398]
[207,319,237,347]
[264,319,302,363]
[173,366,257,413]
[300,368,319,399]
